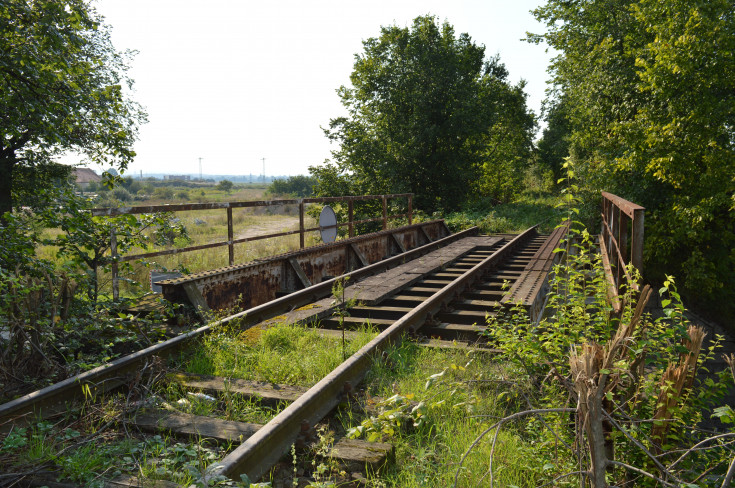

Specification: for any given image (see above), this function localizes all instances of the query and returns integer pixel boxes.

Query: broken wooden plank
[132,409,260,442]
[169,372,307,406]
[328,437,394,473]
[132,410,392,473]
[417,338,500,355]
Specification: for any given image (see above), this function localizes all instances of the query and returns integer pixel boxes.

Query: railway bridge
[2,191,732,486]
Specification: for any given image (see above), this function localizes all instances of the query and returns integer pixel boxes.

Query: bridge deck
[249,228,567,340]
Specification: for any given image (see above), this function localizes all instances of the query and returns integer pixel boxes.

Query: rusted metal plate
[160,221,451,311]
[501,223,570,322]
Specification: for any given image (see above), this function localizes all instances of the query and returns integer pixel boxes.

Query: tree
[315,15,534,212]
[217,179,234,194]
[532,0,735,318]
[475,63,536,203]
[38,187,187,301]
[0,0,145,217]
[536,95,572,186]
[268,175,317,197]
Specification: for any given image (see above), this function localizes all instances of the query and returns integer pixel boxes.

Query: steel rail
[0,226,479,426]
[211,225,539,481]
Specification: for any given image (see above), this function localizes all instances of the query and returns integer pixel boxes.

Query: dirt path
[236,216,300,239]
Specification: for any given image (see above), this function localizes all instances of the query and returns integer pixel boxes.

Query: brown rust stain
[161,221,449,311]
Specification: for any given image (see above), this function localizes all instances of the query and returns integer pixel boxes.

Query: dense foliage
[532,0,735,319]
[488,224,734,486]
[268,175,317,198]
[0,0,145,216]
[312,15,535,213]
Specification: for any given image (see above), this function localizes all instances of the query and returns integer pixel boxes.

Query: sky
[90,0,553,178]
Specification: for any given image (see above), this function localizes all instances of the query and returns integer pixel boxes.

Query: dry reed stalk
[651,325,706,448]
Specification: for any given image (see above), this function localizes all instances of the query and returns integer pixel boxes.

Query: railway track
[0,225,567,486]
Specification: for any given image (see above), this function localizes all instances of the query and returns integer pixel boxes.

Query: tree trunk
[587,390,609,488]
[571,343,609,488]
[0,155,16,219]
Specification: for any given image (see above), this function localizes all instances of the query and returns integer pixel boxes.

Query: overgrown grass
[184,321,378,387]
[336,341,545,488]
[444,191,564,235]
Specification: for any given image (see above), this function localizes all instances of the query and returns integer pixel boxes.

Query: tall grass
[184,321,378,387]
[444,191,564,235]
[347,342,543,487]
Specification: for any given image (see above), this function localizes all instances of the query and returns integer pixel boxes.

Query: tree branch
[602,409,680,484]
[607,460,679,487]
[668,432,735,469]
[720,454,735,488]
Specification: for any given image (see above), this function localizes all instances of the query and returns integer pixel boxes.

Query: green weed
[342,342,543,487]
[185,321,377,387]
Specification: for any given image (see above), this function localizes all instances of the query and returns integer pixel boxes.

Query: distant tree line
[267,175,317,198]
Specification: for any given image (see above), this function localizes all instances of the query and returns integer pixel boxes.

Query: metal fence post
[348,200,354,238]
[227,206,234,265]
[631,208,644,274]
[299,199,305,249]
[110,228,119,301]
[382,196,387,230]
[408,195,412,225]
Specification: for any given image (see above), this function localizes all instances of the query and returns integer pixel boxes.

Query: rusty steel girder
[159,221,451,311]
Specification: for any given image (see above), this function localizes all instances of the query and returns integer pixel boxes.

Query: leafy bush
[153,186,174,200]
[268,175,317,197]
[482,224,734,485]
[111,186,132,202]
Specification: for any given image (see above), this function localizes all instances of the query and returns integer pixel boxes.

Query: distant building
[163,175,191,181]
[73,168,102,190]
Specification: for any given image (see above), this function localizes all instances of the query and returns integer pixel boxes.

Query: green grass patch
[184,321,378,387]
[444,192,564,235]
[338,341,546,488]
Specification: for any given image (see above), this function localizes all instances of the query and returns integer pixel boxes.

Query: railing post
[408,194,412,225]
[382,195,387,230]
[348,200,354,238]
[227,206,234,265]
[110,228,119,301]
[614,206,622,289]
[631,208,644,274]
[299,199,305,249]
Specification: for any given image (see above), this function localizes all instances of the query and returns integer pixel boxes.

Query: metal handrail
[599,191,644,310]
[91,193,413,300]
